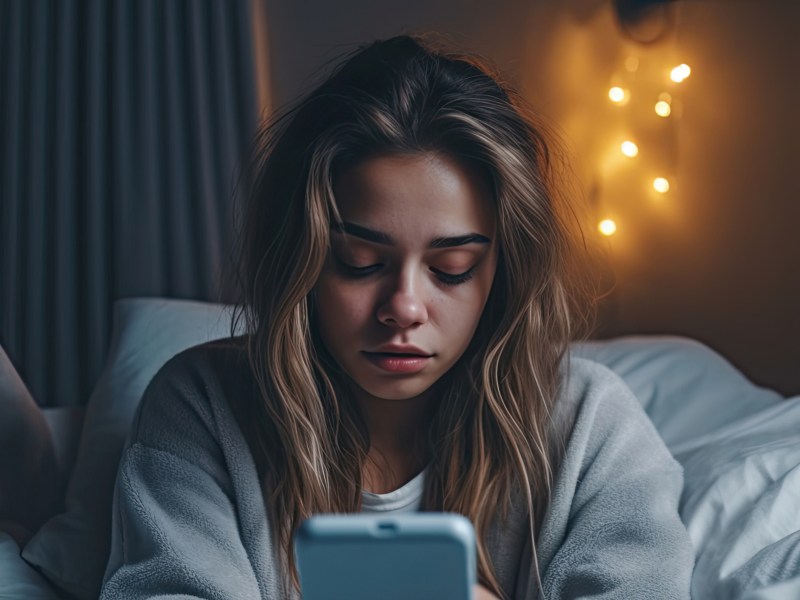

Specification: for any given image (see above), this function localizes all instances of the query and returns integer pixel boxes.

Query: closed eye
[333,256,476,286]
[334,256,381,277]
[431,266,475,286]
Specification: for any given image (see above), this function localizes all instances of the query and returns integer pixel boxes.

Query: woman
[101,35,694,599]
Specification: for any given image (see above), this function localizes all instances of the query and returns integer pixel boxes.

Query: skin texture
[313,152,498,492]
[475,583,501,600]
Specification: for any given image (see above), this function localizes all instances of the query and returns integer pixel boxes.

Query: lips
[362,350,433,373]
[367,351,431,358]
[368,344,433,357]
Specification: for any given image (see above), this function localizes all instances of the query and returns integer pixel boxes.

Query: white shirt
[360,469,426,513]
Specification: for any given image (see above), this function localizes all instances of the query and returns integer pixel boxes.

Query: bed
[1,297,799,599]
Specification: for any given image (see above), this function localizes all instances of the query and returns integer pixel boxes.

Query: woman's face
[314,152,498,403]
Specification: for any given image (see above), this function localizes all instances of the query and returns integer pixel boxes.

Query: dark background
[2,0,798,407]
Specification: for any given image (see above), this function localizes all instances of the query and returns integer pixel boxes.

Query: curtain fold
[0,0,261,407]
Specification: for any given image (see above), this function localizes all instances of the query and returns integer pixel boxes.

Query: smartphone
[294,512,477,600]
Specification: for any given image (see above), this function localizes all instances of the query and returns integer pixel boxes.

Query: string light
[624,56,639,72]
[621,141,639,157]
[598,219,618,236]
[653,177,670,193]
[670,64,691,83]
[608,86,628,104]
[655,100,671,117]
[594,57,688,240]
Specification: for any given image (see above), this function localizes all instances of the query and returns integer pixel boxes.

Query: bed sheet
[575,337,800,598]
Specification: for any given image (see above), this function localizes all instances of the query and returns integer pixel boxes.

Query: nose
[376,269,429,329]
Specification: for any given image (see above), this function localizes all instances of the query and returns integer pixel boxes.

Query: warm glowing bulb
[621,141,639,157]
[608,86,627,103]
[624,56,639,72]
[653,177,670,193]
[655,101,671,117]
[670,64,691,82]
[599,219,617,236]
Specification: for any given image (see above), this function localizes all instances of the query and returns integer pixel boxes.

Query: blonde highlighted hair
[225,34,595,598]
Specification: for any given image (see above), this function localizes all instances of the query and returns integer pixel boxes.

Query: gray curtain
[0,0,260,407]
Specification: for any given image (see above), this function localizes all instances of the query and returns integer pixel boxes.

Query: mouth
[365,351,433,358]
[361,351,433,373]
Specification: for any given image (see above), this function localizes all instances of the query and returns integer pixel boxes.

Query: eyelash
[334,258,475,286]
[435,268,475,286]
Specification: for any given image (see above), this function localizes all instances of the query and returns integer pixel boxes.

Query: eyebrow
[331,221,491,248]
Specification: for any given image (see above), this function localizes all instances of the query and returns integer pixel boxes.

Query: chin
[356,377,437,402]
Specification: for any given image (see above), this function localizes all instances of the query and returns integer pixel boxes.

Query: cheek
[314,274,373,336]
[465,263,497,311]
[453,268,497,337]
[437,282,493,335]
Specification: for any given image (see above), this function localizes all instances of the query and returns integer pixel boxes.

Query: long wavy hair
[224,33,595,598]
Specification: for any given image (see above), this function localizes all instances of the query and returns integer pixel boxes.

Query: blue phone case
[294,512,476,600]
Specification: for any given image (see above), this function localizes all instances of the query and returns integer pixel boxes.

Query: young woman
[100,35,694,599]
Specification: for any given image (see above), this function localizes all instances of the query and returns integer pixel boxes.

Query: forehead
[331,152,495,239]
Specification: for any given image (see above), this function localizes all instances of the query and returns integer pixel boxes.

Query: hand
[474,583,501,600]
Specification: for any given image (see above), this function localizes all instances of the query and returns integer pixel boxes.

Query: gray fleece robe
[100,337,694,599]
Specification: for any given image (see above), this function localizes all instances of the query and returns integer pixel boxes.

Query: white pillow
[22,297,238,600]
[0,532,61,599]
[0,345,60,536]
[572,336,783,454]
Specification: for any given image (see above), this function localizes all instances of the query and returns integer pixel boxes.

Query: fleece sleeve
[99,352,276,600]
[538,360,696,599]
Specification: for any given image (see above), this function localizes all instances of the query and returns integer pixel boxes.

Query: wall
[263,0,800,395]
[519,0,800,395]
[264,0,547,109]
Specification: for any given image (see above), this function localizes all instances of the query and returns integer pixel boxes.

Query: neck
[362,394,429,451]
[350,384,435,493]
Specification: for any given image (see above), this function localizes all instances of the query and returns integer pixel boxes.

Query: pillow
[0,532,61,599]
[575,336,800,597]
[0,345,60,536]
[571,336,784,454]
[22,297,238,600]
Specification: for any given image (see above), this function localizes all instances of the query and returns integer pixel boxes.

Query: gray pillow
[0,532,61,599]
[0,345,60,537]
[22,297,237,600]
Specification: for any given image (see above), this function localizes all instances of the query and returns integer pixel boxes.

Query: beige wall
[520,1,800,395]
[264,0,800,395]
